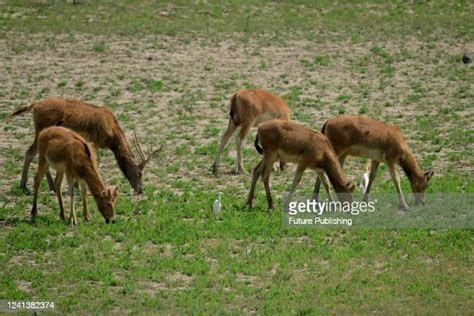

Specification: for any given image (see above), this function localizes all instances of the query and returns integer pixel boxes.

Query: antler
[133,129,164,169]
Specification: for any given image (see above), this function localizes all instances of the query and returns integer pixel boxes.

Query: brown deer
[246,120,355,210]
[9,97,161,194]
[211,89,290,175]
[31,126,117,224]
[315,115,434,211]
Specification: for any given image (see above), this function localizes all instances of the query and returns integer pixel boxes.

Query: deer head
[413,170,434,205]
[97,186,118,223]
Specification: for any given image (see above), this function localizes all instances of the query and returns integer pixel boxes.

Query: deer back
[32,98,117,149]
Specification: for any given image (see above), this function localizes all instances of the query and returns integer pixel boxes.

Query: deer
[246,120,355,210]
[211,89,290,175]
[314,115,434,211]
[31,126,117,225]
[9,97,161,195]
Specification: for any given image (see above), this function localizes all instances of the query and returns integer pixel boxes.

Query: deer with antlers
[32,126,117,224]
[246,120,355,210]
[211,89,290,175]
[314,115,434,211]
[9,97,161,194]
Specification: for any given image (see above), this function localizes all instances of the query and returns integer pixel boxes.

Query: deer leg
[54,171,66,221]
[80,182,91,222]
[313,173,333,202]
[46,170,56,192]
[246,160,264,208]
[68,179,77,225]
[312,177,322,201]
[262,155,277,210]
[339,154,347,167]
[320,173,334,202]
[363,160,380,202]
[20,139,38,194]
[93,144,100,166]
[31,156,49,219]
[211,118,237,175]
[236,123,252,174]
[288,164,305,202]
[387,162,409,211]
[313,153,346,201]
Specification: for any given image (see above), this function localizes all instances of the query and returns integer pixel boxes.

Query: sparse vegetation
[0,0,473,314]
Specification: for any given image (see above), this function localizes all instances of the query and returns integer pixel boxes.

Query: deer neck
[83,166,107,202]
[110,132,134,157]
[110,134,140,177]
[323,154,349,193]
[399,148,423,184]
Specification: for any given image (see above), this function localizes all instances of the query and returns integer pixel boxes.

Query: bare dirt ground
[1,33,472,201]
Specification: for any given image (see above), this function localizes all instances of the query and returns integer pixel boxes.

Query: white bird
[213,192,223,216]
[359,162,370,194]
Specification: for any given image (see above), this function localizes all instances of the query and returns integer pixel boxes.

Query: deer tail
[229,93,241,125]
[254,134,263,155]
[6,102,36,122]
[320,120,328,134]
[83,142,92,159]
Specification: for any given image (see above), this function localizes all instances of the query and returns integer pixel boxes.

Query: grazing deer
[246,120,355,210]
[31,126,117,224]
[9,97,161,194]
[315,115,434,211]
[211,89,290,175]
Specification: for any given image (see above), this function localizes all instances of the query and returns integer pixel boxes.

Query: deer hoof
[210,164,219,175]
[399,204,410,212]
[234,168,248,175]
[21,186,32,195]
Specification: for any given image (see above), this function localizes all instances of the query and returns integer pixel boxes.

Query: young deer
[211,89,290,175]
[315,115,434,211]
[10,97,160,194]
[31,126,117,225]
[246,120,355,210]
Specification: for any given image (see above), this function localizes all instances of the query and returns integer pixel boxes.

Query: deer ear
[424,170,434,181]
[100,190,108,198]
[111,186,118,199]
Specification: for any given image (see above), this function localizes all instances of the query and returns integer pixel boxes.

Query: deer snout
[414,193,425,206]
[105,217,116,224]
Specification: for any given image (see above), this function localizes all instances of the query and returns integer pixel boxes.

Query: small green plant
[359,105,369,114]
[128,79,144,92]
[314,55,331,66]
[57,80,67,88]
[92,42,108,53]
[145,79,164,93]
[75,80,85,89]
[336,94,350,104]
[204,63,213,72]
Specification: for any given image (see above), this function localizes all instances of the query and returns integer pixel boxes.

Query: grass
[1,0,473,314]
[0,176,472,313]
[0,1,472,41]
